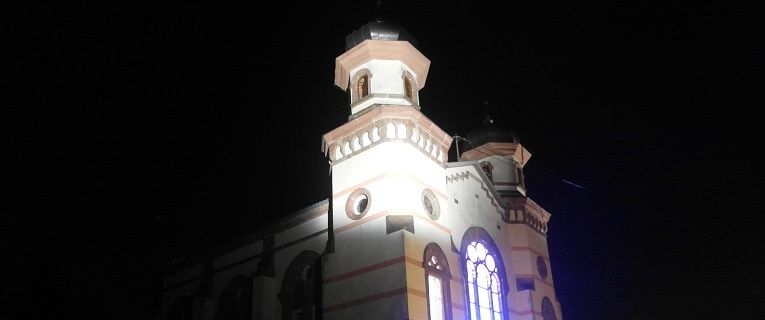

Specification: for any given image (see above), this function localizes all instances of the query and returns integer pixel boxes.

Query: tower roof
[462,115,520,152]
[345,20,419,51]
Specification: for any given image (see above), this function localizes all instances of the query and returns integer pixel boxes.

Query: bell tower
[459,117,562,320]
[460,115,532,199]
[318,19,562,320]
[320,20,453,319]
[335,20,430,119]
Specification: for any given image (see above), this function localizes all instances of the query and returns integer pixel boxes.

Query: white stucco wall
[350,59,419,114]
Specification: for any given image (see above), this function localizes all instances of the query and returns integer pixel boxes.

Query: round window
[537,256,548,279]
[346,188,372,220]
[355,195,368,214]
[421,189,440,220]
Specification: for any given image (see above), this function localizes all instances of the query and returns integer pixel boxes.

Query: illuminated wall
[160,22,562,320]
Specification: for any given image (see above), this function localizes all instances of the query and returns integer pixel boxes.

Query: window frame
[422,189,441,220]
[541,296,557,320]
[350,69,372,104]
[401,71,418,104]
[345,188,372,220]
[423,243,452,320]
[280,251,322,320]
[460,227,509,320]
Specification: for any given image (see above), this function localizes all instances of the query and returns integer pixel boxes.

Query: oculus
[346,188,372,220]
[422,189,441,220]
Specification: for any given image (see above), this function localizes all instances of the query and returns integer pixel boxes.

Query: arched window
[404,76,413,99]
[461,227,508,320]
[479,161,494,183]
[541,297,557,320]
[357,74,369,99]
[350,69,372,103]
[402,71,418,103]
[216,275,252,320]
[423,243,452,320]
[516,167,525,188]
[281,251,321,320]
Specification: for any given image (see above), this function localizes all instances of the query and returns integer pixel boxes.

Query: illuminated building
[161,20,562,320]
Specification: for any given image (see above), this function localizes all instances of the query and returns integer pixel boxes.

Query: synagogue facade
[160,20,563,320]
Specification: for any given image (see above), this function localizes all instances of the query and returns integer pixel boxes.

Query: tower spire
[482,100,494,126]
[374,0,383,22]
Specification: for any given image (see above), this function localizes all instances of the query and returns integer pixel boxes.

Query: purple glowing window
[465,241,503,320]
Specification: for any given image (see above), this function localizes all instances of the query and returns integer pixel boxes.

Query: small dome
[345,20,419,50]
[461,115,520,152]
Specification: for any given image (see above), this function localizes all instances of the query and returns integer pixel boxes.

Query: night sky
[9,1,763,319]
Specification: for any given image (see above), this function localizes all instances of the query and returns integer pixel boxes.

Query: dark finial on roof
[482,100,494,126]
[345,19,419,50]
[374,0,383,22]
[461,102,521,152]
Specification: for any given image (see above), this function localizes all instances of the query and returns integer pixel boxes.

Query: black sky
[8,1,764,319]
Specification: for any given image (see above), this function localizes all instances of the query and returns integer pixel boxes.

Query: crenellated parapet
[505,197,552,235]
[322,105,452,165]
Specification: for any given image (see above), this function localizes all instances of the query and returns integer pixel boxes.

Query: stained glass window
[424,243,451,320]
[462,228,507,320]
[428,275,444,320]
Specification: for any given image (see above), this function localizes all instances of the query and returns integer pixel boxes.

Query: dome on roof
[345,20,419,50]
[461,115,520,152]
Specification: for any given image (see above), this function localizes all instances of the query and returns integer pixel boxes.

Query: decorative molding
[322,105,452,166]
[505,197,552,234]
[334,210,387,234]
[460,142,532,167]
[324,256,405,285]
[335,40,430,91]
[446,169,506,217]
[332,172,449,202]
[323,287,408,313]
[349,93,421,113]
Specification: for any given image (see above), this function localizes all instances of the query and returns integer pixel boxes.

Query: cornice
[335,40,430,90]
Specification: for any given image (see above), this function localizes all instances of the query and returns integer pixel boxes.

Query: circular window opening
[355,195,368,214]
[346,188,372,220]
[421,189,440,220]
[537,256,548,279]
